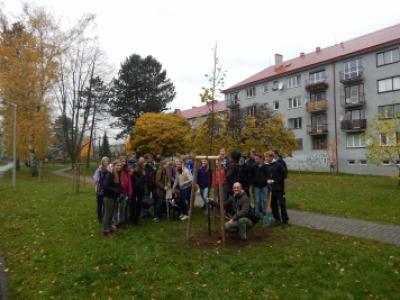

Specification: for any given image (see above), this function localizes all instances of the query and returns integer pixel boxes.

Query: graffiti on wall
[286,151,330,171]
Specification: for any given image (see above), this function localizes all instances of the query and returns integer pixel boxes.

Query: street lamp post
[1,99,17,188]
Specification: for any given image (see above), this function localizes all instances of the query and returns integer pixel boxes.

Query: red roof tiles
[177,101,226,119]
[224,23,400,92]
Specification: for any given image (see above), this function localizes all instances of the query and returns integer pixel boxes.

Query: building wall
[225,44,400,175]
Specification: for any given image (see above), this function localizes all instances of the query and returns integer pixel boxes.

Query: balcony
[227,99,240,109]
[341,93,365,108]
[340,67,364,84]
[307,124,328,135]
[305,76,328,91]
[341,119,367,131]
[306,99,328,112]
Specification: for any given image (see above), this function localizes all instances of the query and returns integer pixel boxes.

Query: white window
[378,76,400,93]
[309,70,326,84]
[273,100,279,110]
[377,48,400,66]
[288,117,302,129]
[346,133,365,148]
[246,86,256,98]
[287,75,301,88]
[263,83,269,93]
[382,160,391,165]
[347,160,356,165]
[288,96,301,109]
[343,59,362,79]
[359,160,368,165]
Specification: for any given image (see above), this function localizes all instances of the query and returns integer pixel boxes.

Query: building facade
[176,100,227,127]
[223,23,400,175]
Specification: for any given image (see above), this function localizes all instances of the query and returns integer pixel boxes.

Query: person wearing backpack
[92,157,110,224]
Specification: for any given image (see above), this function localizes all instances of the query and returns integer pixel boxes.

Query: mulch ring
[187,224,284,250]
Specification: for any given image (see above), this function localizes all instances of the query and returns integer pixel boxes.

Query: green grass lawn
[286,172,400,225]
[0,168,399,299]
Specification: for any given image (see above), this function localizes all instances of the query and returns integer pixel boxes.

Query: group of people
[92,148,289,242]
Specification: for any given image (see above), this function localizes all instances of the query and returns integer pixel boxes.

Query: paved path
[52,168,400,246]
[0,162,13,179]
[288,209,400,246]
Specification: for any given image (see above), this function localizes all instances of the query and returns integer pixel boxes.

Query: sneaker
[282,223,289,229]
[180,215,189,221]
[153,218,160,222]
[239,239,248,247]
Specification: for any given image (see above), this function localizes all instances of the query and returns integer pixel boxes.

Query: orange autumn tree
[0,22,53,175]
[128,113,192,156]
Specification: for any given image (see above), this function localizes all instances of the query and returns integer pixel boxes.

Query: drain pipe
[333,63,339,173]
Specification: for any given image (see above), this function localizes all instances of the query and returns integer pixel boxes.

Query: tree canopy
[128,113,191,157]
[109,54,176,138]
[366,114,400,184]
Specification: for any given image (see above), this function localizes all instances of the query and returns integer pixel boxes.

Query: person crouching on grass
[102,160,122,237]
[210,182,254,245]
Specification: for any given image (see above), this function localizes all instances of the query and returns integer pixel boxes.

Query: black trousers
[271,190,289,224]
[130,194,143,225]
[96,195,104,223]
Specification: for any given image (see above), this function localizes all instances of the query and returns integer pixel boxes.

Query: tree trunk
[29,150,38,177]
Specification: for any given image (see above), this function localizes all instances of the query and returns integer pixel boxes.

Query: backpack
[246,206,260,224]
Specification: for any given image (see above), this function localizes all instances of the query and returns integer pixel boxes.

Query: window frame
[346,133,366,148]
[273,100,280,111]
[377,76,400,93]
[246,86,256,98]
[288,117,302,130]
[376,47,400,67]
[288,96,301,109]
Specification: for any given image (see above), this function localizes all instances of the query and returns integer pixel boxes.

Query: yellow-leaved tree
[366,113,400,185]
[241,110,297,156]
[192,113,228,155]
[128,113,192,156]
[0,21,53,175]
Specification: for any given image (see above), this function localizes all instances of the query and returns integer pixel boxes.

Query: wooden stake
[186,160,199,240]
[217,161,226,244]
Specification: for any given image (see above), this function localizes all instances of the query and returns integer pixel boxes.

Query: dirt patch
[187,224,284,250]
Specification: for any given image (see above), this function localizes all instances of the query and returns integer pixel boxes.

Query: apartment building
[176,100,227,127]
[223,23,400,175]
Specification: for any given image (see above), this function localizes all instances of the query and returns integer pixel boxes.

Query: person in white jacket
[172,158,193,220]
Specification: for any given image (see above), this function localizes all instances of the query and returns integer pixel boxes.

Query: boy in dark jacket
[265,151,289,227]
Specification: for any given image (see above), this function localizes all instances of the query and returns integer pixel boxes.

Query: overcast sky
[3,0,400,141]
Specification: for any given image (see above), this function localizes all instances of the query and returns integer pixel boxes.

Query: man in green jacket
[223,182,253,242]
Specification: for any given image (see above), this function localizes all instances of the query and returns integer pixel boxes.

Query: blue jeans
[200,187,209,209]
[180,187,191,215]
[253,186,269,215]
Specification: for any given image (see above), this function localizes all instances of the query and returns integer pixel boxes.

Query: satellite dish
[278,82,284,90]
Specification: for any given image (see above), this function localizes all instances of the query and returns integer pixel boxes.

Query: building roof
[224,23,400,93]
[177,101,226,119]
